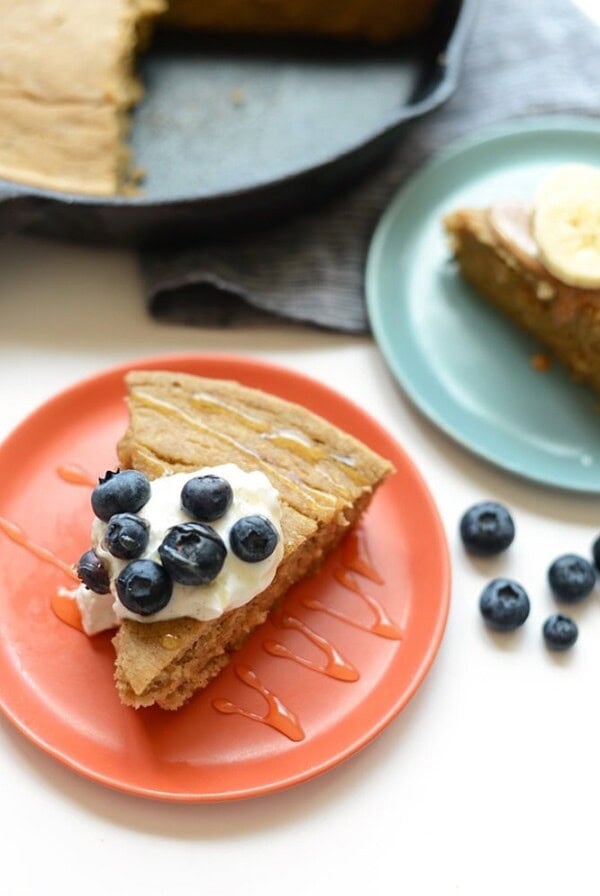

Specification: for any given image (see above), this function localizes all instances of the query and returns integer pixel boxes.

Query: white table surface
[1,8,599,895]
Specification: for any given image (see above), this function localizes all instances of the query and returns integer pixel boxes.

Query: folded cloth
[141,0,600,334]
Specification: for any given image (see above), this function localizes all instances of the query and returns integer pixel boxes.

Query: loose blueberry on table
[91,469,151,522]
[116,558,173,616]
[158,521,227,585]
[460,501,515,556]
[592,534,600,573]
[479,578,530,631]
[181,475,233,522]
[104,512,150,560]
[542,614,578,651]
[230,515,279,562]
[548,554,596,603]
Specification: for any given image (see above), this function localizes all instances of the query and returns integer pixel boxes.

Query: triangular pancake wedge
[113,370,393,709]
[444,208,600,396]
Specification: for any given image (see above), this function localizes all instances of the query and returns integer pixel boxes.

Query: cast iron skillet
[0,0,475,245]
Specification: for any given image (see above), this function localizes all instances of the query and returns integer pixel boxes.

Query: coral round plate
[0,355,449,802]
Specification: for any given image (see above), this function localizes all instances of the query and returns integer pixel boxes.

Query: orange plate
[0,355,450,801]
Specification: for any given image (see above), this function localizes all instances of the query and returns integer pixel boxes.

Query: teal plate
[366,116,600,493]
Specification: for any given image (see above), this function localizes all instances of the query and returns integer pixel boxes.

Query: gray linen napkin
[141,0,600,333]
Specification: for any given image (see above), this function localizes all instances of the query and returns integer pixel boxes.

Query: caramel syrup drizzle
[192,393,367,482]
[2,467,96,630]
[133,390,338,512]
[300,527,402,640]
[302,569,403,641]
[135,388,374,508]
[212,664,305,742]
[214,526,401,739]
[340,528,384,585]
[0,516,85,630]
[192,392,265,432]
[56,464,96,487]
[160,633,181,651]
[0,517,79,582]
[50,589,84,632]
[264,614,359,682]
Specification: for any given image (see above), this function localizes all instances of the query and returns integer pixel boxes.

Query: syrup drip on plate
[50,590,84,632]
[0,517,79,581]
[56,463,96,487]
[264,614,358,681]
[0,517,83,631]
[303,568,402,641]
[212,664,305,742]
[341,528,384,584]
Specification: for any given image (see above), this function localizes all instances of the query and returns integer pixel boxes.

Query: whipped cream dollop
[73,464,284,634]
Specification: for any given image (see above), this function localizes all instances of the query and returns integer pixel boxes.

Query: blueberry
[76,549,110,594]
[158,522,226,586]
[91,469,151,522]
[479,578,530,631]
[181,475,233,522]
[116,559,172,616]
[104,512,150,560]
[460,501,515,555]
[592,534,600,572]
[548,554,596,602]
[543,614,578,651]
[230,515,279,563]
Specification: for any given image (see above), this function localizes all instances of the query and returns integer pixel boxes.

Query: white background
[0,3,599,894]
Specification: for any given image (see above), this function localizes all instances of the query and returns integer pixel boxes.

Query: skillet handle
[0,184,39,233]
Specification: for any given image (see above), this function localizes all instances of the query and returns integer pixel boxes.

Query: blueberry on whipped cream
[91,469,151,522]
[181,474,233,522]
[105,512,150,560]
[230,515,279,563]
[73,463,284,634]
[158,522,227,585]
[76,549,110,595]
[116,559,173,616]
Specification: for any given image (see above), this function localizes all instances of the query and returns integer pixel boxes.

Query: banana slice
[536,163,600,206]
[533,166,600,289]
